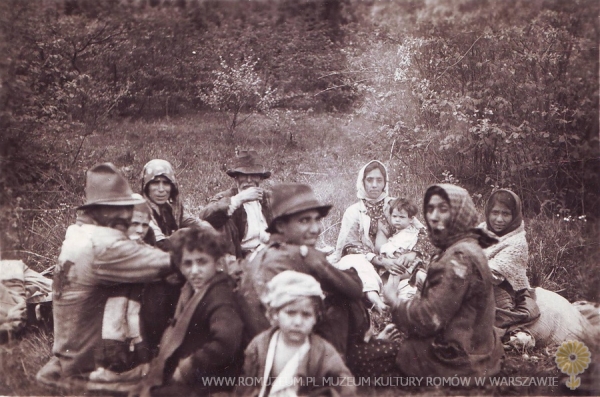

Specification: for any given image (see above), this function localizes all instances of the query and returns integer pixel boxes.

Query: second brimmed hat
[78,163,146,209]
[226,150,271,179]
[266,183,332,233]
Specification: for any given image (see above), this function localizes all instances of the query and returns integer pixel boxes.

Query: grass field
[1,111,598,395]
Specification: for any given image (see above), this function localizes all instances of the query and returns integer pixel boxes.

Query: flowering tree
[199,56,277,136]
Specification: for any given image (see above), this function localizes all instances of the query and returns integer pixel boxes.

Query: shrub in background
[342,0,599,219]
[199,55,278,136]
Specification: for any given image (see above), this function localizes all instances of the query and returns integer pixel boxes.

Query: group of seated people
[34,154,598,396]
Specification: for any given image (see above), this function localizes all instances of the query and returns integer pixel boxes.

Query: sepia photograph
[0,0,598,395]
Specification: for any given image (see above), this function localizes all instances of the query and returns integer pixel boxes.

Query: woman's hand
[376,323,401,341]
[393,252,417,270]
[382,275,399,306]
[413,268,427,290]
[373,255,406,275]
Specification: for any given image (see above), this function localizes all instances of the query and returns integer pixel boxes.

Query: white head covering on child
[262,271,324,310]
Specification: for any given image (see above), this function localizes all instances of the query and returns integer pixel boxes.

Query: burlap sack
[527,287,594,347]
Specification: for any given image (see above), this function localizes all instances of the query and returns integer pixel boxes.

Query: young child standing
[89,198,154,388]
[238,271,355,397]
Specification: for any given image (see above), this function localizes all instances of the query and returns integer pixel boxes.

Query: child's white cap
[262,270,324,309]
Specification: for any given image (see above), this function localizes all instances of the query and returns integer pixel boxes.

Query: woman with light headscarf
[333,160,426,313]
[139,159,210,355]
[141,159,206,250]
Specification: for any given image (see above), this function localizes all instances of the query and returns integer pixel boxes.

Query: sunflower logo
[555,340,591,390]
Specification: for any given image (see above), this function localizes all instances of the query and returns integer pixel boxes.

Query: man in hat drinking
[199,150,273,259]
[36,163,175,390]
[237,183,368,357]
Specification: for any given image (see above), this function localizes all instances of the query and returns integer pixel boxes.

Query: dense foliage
[344,0,599,217]
[0,0,598,256]
[0,0,353,252]
[0,3,598,392]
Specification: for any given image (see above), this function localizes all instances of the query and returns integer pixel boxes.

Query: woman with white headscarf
[333,160,425,313]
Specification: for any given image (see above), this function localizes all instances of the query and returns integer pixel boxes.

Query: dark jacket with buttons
[143,273,244,394]
[391,184,503,378]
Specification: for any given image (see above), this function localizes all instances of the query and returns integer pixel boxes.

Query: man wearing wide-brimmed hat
[36,163,175,391]
[237,183,368,357]
[199,150,273,259]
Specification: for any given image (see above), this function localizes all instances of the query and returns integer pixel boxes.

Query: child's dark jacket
[143,272,244,394]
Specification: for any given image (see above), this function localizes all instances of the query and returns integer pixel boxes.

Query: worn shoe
[36,357,87,391]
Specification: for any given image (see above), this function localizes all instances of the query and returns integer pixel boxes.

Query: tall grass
[2,111,598,395]
[528,215,599,302]
[0,328,53,396]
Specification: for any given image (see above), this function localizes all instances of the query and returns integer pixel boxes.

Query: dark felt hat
[266,183,332,233]
[226,150,271,179]
[78,163,145,209]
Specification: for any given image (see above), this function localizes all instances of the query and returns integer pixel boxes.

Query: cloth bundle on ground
[0,260,53,338]
[524,288,600,347]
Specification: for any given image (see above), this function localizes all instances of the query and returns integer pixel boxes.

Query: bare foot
[366,291,388,315]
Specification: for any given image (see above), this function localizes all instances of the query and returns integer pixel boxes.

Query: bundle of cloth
[527,289,600,348]
[0,259,53,340]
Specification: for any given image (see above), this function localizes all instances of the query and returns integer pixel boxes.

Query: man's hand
[234,187,263,204]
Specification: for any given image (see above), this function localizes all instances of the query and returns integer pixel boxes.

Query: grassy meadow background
[1,111,598,396]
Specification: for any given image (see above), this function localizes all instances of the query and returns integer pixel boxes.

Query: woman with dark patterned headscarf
[385,184,503,377]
